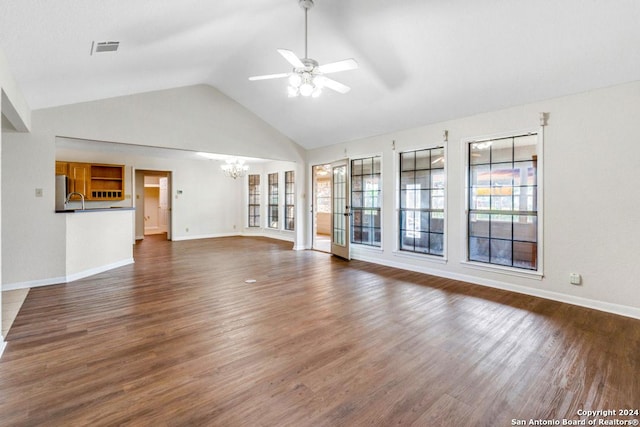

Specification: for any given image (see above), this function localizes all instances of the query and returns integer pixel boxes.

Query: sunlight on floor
[2,289,29,337]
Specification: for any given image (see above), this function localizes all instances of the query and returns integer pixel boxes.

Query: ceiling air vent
[90,41,119,55]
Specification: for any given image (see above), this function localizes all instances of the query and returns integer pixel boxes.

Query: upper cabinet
[89,164,124,200]
[56,161,125,201]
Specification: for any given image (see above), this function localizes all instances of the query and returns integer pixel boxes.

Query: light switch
[35,188,43,197]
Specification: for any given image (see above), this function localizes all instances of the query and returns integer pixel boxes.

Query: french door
[331,160,351,260]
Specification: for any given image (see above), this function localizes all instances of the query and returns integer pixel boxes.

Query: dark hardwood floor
[1,235,639,426]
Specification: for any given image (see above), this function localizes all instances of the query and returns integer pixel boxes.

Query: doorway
[135,170,172,241]
[312,164,332,252]
[312,161,351,259]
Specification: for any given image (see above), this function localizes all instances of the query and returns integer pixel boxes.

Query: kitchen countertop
[55,207,136,213]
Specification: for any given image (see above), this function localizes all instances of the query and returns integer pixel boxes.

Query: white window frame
[461,127,544,279]
[350,154,383,249]
[393,141,449,262]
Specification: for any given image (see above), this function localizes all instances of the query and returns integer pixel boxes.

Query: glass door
[331,160,351,260]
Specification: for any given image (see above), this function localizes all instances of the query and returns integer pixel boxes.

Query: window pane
[490,214,512,240]
[415,150,430,169]
[513,161,536,186]
[352,159,362,175]
[490,239,512,266]
[514,134,537,161]
[470,142,491,164]
[469,213,489,238]
[352,192,363,207]
[431,148,445,168]
[471,165,491,186]
[491,165,514,187]
[429,233,444,255]
[362,158,373,174]
[373,157,381,174]
[513,215,537,242]
[419,190,430,209]
[414,232,430,253]
[401,152,415,171]
[469,237,490,262]
[401,171,415,190]
[430,212,444,233]
[491,138,513,163]
[431,169,444,189]
[415,170,429,188]
[513,241,537,269]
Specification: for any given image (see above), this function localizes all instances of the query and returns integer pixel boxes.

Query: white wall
[307,81,640,318]
[0,44,31,354]
[2,84,305,288]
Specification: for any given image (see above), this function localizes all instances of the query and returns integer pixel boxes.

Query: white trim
[3,275,67,291]
[3,258,135,291]
[65,258,135,283]
[460,260,543,280]
[351,253,640,320]
[0,338,5,359]
[172,232,239,241]
[392,249,447,264]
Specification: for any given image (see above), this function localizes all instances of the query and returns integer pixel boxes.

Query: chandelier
[221,158,249,179]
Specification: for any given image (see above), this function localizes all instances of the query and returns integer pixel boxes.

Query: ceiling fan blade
[277,49,305,69]
[318,76,351,94]
[248,73,290,81]
[317,58,358,74]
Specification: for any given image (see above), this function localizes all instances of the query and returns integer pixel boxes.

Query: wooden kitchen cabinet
[55,161,68,176]
[68,162,91,200]
[89,164,125,200]
[56,161,125,201]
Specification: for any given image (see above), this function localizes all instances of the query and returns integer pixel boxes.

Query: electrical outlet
[569,273,582,285]
[35,188,43,197]
[185,227,189,232]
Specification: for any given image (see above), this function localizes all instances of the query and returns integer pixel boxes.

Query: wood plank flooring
[1,235,639,426]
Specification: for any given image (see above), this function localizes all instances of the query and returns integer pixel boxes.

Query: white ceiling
[1,0,639,149]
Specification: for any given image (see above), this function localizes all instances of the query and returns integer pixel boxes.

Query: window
[351,156,381,247]
[268,172,279,229]
[467,133,538,270]
[248,174,260,227]
[284,171,295,231]
[399,147,445,255]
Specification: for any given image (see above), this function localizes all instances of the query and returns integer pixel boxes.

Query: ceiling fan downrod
[299,0,314,59]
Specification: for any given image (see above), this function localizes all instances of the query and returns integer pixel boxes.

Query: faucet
[65,192,85,210]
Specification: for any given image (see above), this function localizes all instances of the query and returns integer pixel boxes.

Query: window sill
[392,250,447,264]
[351,243,384,253]
[460,260,543,280]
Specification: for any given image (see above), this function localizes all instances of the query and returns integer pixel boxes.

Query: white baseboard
[173,232,296,245]
[3,275,67,291]
[0,337,6,359]
[65,258,135,283]
[353,253,640,320]
[171,232,239,241]
[3,258,135,291]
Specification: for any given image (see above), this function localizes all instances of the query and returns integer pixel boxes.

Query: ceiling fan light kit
[249,0,358,98]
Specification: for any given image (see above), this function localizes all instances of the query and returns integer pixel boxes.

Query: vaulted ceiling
[1,0,639,149]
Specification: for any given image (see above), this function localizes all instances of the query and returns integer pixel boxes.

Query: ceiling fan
[249,0,358,98]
